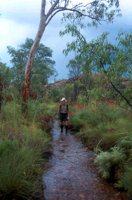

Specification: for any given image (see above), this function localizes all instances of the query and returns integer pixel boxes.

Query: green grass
[69,102,132,149]
[0,100,55,200]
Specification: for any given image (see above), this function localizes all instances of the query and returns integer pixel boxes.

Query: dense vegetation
[0,97,58,199]
[0,30,131,199]
[0,1,131,198]
[0,40,57,199]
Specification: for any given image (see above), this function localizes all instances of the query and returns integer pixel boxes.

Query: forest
[0,0,132,200]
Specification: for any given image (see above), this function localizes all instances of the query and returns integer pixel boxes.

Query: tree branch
[110,81,132,108]
[45,0,118,27]
[46,0,59,20]
[56,7,105,22]
[46,9,62,26]
[46,3,86,26]
[101,61,132,108]
[72,3,83,9]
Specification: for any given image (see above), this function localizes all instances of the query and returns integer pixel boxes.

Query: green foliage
[60,24,87,56]
[69,100,132,149]
[0,62,13,110]
[27,99,57,122]
[0,139,38,199]
[77,95,89,104]
[119,167,132,198]
[7,38,56,94]
[0,99,53,199]
[95,131,132,197]
[123,85,132,101]
[70,102,121,128]
[118,136,132,150]
[62,29,131,80]
[0,62,13,89]
[87,87,105,101]
[95,147,126,179]
[63,83,74,101]
[69,111,85,131]
[66,56,82,79]
[61,28,132,107]
[47,86,64,102]
[57,0,120,28]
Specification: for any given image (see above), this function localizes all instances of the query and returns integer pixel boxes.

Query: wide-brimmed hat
[60,97,67,102]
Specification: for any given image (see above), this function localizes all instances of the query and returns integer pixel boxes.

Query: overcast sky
[0,0,132,81]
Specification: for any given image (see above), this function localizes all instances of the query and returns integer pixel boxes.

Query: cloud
[0,18,37,64]
[0,0,132,80]
[0,0,40,24]
[0,19,36,47]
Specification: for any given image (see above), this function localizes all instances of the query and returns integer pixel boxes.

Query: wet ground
[43,121,127,200]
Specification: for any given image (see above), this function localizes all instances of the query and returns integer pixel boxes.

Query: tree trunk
[22,17,46,113]
[21,0,60,114]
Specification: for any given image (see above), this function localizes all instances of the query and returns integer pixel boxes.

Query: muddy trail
[43,121,127,200]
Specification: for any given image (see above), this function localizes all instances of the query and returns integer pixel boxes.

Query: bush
[47,86,64,102]
[63,83,74,101]
[119,167,132,198]
[69,101,132,149]
[0,100,52,199]
[118,135,132,150]
[95,132,132,198]
[0,140,38,199]
[69,111,85,130]
[27,100,56,121]
[95,147,126,180]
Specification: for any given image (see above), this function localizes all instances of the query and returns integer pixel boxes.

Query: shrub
[0,139,41,199]
[0,100,52,199]
[69,111,85,130]
[95,147,126,180]
[47,86,64,102]
[118,135,132,150]
[63,83,74,101]
[119,167,132,198]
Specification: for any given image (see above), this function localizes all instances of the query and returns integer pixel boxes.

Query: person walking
[58,97,69,133]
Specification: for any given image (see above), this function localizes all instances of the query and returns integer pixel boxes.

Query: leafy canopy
[50,0,120,27]
[7,38,56,95]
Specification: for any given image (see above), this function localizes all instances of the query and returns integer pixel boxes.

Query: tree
[0,62,12,109]
[66,55,84,100]
[82,32,132,107]
[22,0,120,112]
[8,38,56,96]
[66,55,82,79]
[62,29,132,107]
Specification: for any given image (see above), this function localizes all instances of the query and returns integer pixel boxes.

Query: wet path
[43,121,127,200]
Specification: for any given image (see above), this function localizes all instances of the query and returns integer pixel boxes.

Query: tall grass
[69,101,132,149]
[0,99,55,200]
